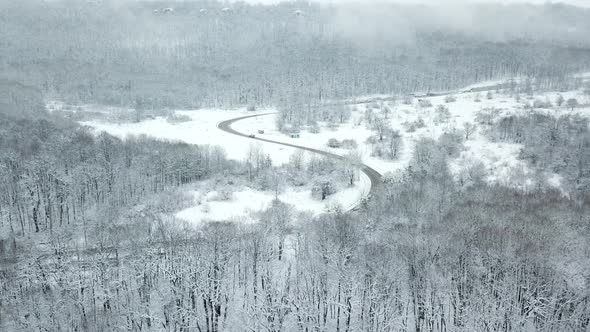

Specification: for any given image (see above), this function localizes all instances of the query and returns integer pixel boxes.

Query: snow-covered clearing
[415,89,588,191]
[236,88,590,193]
[61,81,590,219]
[79,108,298,164]
[75,107,370,221]
[176,175,369,225]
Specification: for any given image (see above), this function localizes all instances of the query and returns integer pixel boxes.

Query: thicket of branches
[484,111,590,204]
[0,84,230,248]
[1,134,589,331]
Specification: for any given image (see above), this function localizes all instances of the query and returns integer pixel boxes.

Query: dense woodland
[1,0,590,331]
[2,0,590,109]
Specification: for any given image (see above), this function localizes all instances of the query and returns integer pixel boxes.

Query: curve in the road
[218,112,382,205]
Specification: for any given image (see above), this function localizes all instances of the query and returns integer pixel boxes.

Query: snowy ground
[235,88,590,193]
[73,107,371,222]
[79,108,298,164]
[57,80,590,222]
[176,174,369,225]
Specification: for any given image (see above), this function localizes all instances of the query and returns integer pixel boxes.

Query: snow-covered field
[79,108,298,164]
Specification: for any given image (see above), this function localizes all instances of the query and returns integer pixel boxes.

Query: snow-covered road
[217,112,380,211]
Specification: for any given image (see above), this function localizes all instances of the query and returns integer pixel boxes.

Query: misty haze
[1,0,590,331]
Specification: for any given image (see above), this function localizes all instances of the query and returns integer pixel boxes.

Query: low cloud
[240,0,590,8]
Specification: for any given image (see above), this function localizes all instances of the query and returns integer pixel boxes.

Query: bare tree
[567,98,579,111]
[386,129,403,159]
[463,122,477,140]
[371,116,391,141]
[343,151,362,186]
[556,94,565,107]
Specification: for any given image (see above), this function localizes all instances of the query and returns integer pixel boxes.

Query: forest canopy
[1,0,590,108]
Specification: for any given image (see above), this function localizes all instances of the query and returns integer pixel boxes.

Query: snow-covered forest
[1,0,590,331]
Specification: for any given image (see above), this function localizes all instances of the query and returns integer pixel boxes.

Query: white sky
[240,0,590,7]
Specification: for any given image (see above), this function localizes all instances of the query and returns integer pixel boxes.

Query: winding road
[217,81,513,207]
[218,112,382,204]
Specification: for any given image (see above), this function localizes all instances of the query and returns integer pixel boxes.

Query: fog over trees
[1,0,590,331]
[2,0,590,109]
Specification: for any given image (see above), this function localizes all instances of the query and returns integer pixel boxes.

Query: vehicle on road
[248,134,256,138]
